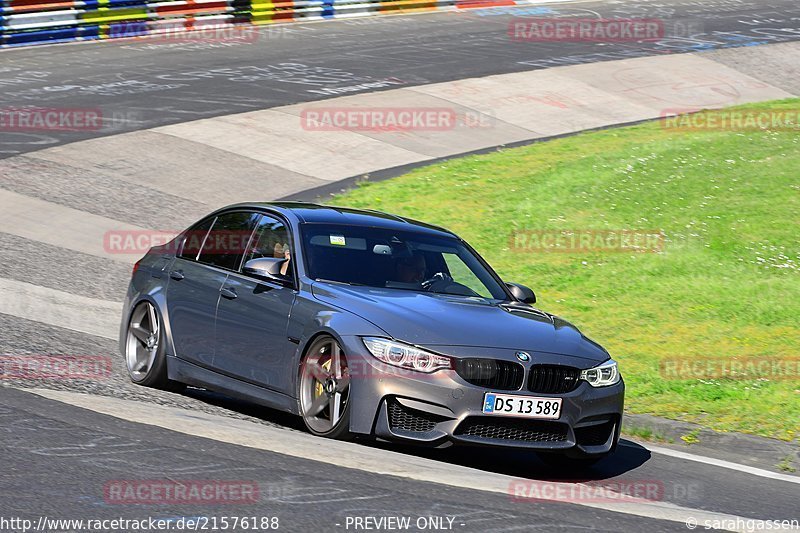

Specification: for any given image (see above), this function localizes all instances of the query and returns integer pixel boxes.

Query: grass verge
[331,99,800,441]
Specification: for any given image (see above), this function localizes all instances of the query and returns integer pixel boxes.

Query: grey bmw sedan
[121,202,624,467]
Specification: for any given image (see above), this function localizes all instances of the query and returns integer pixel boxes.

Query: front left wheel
[125,301,183,391]
[299,336,353,440]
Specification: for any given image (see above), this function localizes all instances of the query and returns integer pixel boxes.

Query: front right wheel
[299,336,353,440]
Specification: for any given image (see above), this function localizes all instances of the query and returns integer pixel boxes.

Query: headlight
[580,359,620,387]
[362,337,452,373]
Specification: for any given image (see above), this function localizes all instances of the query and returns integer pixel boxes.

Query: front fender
[118,262,175,360]
[286,292,388,406]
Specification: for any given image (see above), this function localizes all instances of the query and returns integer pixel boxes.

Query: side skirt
[167,355,300,416]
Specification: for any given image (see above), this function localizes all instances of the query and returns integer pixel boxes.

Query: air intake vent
[527,365,581,394]
[575,419,617,446]
[454,358,524,391]
[387,399,447,433]
[455,417,568,442]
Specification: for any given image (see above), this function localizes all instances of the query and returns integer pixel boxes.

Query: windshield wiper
[314,278,366,287]
[430,291,490,301]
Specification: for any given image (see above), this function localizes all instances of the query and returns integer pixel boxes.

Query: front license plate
[482,393,562,420]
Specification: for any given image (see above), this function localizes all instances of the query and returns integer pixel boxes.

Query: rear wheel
[299,336,353,440]
[125,301,184,391]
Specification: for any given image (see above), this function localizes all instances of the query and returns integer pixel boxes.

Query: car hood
[311,282,610,362]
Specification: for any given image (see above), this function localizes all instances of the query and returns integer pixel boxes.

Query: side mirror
[506,282,536,304]
[243,257,290,284]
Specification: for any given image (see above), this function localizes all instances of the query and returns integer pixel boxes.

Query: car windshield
[300,223,508,300]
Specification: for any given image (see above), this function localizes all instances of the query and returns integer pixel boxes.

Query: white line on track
[24,388,797,532]
[640,444,800,486]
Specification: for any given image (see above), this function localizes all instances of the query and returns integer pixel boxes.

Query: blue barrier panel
[321,0,333,18]
[2,23,98,44]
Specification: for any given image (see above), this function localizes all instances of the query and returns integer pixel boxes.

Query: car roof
[221,202,458,238]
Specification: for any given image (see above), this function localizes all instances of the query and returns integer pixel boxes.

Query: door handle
[169,270,185,281]
[220,287,238,300]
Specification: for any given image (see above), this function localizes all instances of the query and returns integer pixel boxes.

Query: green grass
[777,455,797,473]
[622,425,674,444]
[680,429,701,445]
[331,99,800,441]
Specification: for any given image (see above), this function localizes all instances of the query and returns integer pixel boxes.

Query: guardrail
[0,0,527,47]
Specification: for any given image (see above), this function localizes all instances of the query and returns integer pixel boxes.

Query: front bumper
[341,336,624,456]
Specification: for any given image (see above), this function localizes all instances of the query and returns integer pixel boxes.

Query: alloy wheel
[125,301,160,382]
[299,337,351,435]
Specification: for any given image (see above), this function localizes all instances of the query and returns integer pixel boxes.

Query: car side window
[179,217,215,261]
[243,214,293,280]
[196,211,260,271]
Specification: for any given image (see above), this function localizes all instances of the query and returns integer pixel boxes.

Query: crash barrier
[0,0,527,47]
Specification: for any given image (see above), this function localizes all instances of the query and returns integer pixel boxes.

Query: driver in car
[395,254,426,283]
[279,244,291,277]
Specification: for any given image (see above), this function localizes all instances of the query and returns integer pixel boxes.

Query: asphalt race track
[1,0,799,531]
[1,0,800,156]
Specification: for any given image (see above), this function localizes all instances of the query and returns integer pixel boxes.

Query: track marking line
[23,388,793,532]
[635,443,800,486]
